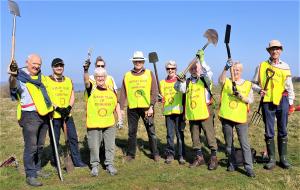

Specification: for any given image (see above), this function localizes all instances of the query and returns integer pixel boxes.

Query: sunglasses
[96,65,105,68]
[166,67,176,70]
[53,64,64,68]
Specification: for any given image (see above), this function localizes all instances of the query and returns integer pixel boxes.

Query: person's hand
[225,58,233,71]
[177,72,186,81]
[116,119,124,129]
[157,94,165,103]
[288,105,295,115]
[64,105,72,117]
[10,60,18,72]
[83,59,91,72]
[259,89,266,97]
[147,106,154,117]
[196,49,205,63]
[234,90,243,100]
[55,107,68,118]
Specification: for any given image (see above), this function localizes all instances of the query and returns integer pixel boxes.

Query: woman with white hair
[83,62,121,177]
[160,60,186,165]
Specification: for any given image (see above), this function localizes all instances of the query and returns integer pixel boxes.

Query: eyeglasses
[53,64,64,68]
[166,67,176,70]
[96,65,105,68]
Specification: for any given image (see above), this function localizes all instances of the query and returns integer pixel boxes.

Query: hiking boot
[264,138,276,170]
[26,177,43,187]
[246,169,256,178]
[278,137,291,169]
[36,170,51,178]
[208,156,218,170]
[227,163,235,172]
[154,155,160,162]
[189,155,205,168]
[90,167,99,177]
[165,155,174,164]
[106,165,118,176]
[178,156,186,165]
[74,161,88,168]
[125,155,135,162]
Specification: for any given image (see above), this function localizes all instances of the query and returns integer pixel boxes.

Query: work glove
[225,58,233,71]
[116,119,124,129]
[288,105,295,115]
[177,72,186,81]
[196,49,205,64]
[9,60,19,76]
[83,59,91,72]
[64,105,72,117]
[55,107,68,118]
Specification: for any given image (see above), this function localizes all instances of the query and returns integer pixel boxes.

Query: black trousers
[126,108,159,157]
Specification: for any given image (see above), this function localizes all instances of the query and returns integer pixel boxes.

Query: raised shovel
[7,0,20,75]
[250,68,275,126]
[63,119,74,173]
[177,28,218,80]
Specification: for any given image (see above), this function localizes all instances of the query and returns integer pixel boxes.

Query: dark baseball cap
[51,58,64,67]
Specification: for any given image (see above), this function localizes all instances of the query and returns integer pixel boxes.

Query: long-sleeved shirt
[119,68,158,110]
[174,61,213,103]
[252,59,295,105]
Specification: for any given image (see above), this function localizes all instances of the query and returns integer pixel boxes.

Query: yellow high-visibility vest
[259,61,291,105]
[124,69,152,109]
[86,88,117,128]
[17,75,53,120]
[218,78,252,123]
[160,79,183,115]
[46,76,73,119]
[185,79,209,120]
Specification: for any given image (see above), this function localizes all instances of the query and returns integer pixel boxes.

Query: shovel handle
[257,68,275,112]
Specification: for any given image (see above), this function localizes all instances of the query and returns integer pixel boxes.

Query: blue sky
[1,0,299,88]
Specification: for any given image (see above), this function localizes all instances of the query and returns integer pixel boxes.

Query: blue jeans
[18,111,49,178]
[221,118,253,170]
[165,114,185,157]
[262,96,289,139]
[50,116,83,166]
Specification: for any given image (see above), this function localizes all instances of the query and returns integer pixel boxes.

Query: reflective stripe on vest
[124,69,152,109]
[218,78,252,123]
[86,88,117,128]
[160,79,183,115]
[46,76,73,119]
[185,79,209,120]
[17,75,53,119]
[259,61,291,105]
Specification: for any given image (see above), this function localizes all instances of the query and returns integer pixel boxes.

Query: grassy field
[0,83,299,190]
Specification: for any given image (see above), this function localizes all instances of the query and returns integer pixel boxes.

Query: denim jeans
[262,96,289,139]
[221,118,253,170]
[49,116,83,166]
[87,126,116,167]
[165,114,185,157]
[127,108,159,157]
[18,111,49,178]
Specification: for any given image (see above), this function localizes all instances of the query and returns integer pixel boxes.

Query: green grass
[0,83,299,190]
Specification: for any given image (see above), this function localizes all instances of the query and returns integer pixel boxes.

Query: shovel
[7,0,20,75]
[63,118,74,173]
[250,68,275,126]
[178,29,218,79]
[148,52,163,100]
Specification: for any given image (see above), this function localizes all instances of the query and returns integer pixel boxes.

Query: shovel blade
[204,29,218,46]
[149,52,158,63]
[64,155,74,173]
[8,0,20,16]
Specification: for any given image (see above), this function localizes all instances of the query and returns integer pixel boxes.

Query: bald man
[9,54,53,187]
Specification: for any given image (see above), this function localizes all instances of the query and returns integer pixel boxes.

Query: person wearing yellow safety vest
[119,51,160,162]
[46,58,86,168]
[175,50,218,170]
[253,40,295,170]
[88,56,123,129]
[219,60,262,178]
[160,60,186,165]
[9,54,53,187]
[83,60,121,177]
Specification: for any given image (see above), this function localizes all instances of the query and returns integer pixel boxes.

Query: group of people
[8,39,295,187]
